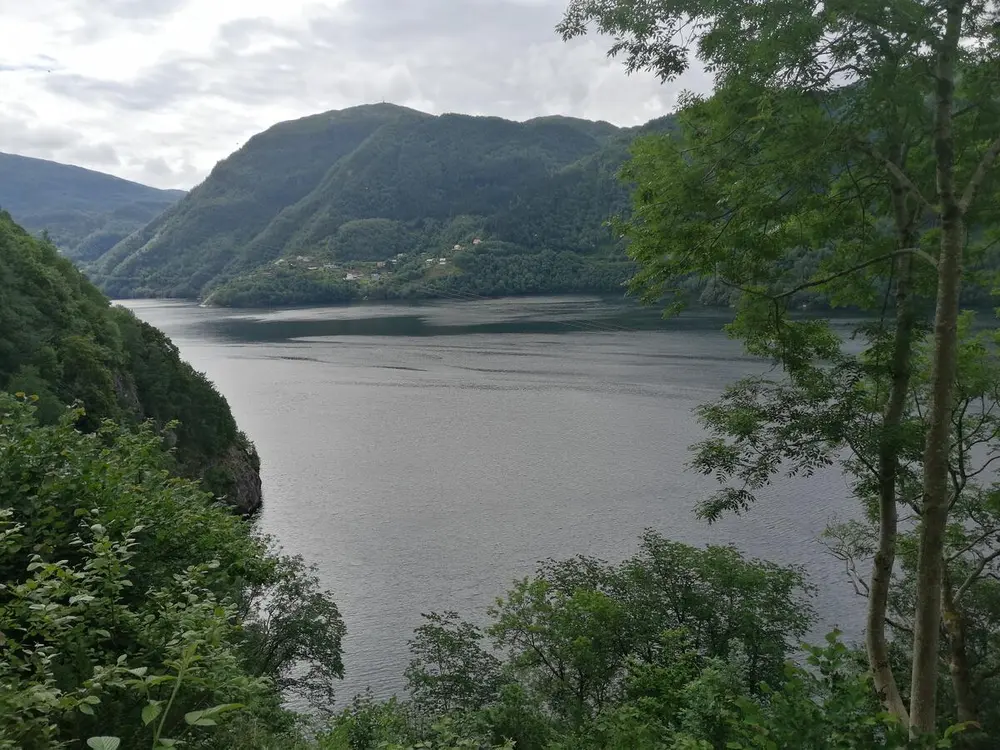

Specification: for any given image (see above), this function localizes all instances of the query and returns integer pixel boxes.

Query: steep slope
[93,104,422,297]
[92,104,663,304]
[0,152,184,260]
[0,210,261,512]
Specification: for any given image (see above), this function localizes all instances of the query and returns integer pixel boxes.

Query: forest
[4,0,1000,747]
[85,106,669,304]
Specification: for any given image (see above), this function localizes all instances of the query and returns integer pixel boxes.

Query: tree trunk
[909,1,966,734]
[867,213,915,725]
[941,570,977,724]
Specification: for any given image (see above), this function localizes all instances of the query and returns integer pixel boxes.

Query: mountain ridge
[0,151,184,260]
[88,103,675,305]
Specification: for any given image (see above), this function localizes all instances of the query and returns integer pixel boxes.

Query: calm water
[122,296,863,702]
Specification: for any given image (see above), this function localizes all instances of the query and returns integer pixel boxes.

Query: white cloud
[0,0,710,189]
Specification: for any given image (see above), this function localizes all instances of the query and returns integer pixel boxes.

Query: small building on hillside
[376,261,387,268]
[344,273,360,281]
[453,244,462,251]
[473,238,482,245]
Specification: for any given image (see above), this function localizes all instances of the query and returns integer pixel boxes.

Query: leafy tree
[328,532,958,749]
[406,612,505,716]
[561,0,1000,733]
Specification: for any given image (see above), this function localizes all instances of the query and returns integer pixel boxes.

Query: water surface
[123,296,863,702]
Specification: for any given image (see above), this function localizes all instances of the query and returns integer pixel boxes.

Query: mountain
[0,151,184,261]
[89,104,675,306]
[0,209,261,513]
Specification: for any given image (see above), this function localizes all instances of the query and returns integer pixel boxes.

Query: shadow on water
[194,306,737,344]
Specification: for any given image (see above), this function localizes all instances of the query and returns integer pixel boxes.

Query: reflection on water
[122,295,863,703]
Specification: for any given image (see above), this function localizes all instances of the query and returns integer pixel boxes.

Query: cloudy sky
[0,0,710,189]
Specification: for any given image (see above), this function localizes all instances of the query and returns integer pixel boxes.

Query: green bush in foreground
[0,394,344,748]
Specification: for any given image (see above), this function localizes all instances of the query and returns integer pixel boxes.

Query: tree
[560,0,1000,733]
[401,531,811,736]
[342,532,919,749]
[0,395,345,748]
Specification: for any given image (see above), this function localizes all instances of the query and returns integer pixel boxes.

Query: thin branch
[886,616,914,635]
[960,135,1000,212]
[965,452,1000,480]
[947,526,1000,563]
[716,248,938,300]
[956,548,1000,602]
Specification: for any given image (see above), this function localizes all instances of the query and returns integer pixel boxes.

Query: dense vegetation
[0,211,260,511]
[0,394,344,749]
[6,0,1000,744]
[88,106,669,305]
[560,0,1000,740]
[0,152,183,260]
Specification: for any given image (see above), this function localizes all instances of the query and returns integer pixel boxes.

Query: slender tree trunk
[941,570,977,724]
[909,1,966,734]
[867,214,915,726]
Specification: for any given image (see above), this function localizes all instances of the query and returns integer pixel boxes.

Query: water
[121,296,864,703]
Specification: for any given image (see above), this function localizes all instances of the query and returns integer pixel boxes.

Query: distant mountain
[89,104,676,306]
[0,152,184,261]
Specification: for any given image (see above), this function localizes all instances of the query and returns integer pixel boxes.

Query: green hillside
[89,105,673,306]
[0,151,184,260]
[0,210,261,512]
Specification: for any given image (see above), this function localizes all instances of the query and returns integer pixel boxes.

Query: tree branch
[859,143,939,214]
[955,547,1000,602]
[959,135,1000,212]
[946,526,1000,563]
[716,248,938,300]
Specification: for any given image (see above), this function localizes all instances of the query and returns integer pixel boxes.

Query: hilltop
[0,151,184,260]
[89,104,674,306]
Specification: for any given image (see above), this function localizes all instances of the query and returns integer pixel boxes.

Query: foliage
[0,394,345,748]
[0,210,260,509]
[561,0,1000,734]
[322,534,962,749]
[483,531,813,724]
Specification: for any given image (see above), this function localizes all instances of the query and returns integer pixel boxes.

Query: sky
[0,0,711,190]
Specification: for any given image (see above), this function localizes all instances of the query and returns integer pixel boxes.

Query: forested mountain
[90,104,674,305]
[0,151,184,260]
[0,210,261,512]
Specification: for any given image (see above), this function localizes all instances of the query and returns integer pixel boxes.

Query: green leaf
[199,702,243,717]
[142,701,163,726]
[78,702,95,715]
[87,738,121,750]
[183,710,217,727]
